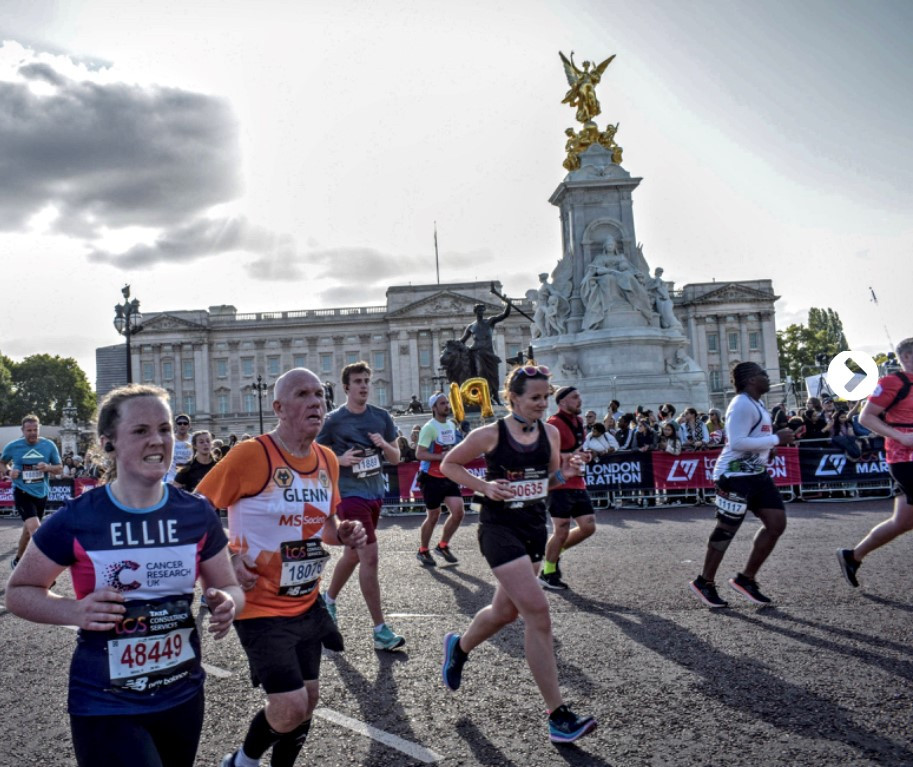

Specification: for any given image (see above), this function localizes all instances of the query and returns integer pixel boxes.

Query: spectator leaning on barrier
[680,407,710,451]
[707,409,726,446]
[634,419,656,452]
[615,413,636,451]
[658,422,682,455]
[582,422,618,456]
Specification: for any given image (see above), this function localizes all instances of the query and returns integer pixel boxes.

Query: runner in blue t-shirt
[316,361,405,651]
[6,384,242,767]
[1,414,62,569]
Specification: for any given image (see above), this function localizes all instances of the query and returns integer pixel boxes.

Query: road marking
[314,707,442,763]
[386,612,446,618]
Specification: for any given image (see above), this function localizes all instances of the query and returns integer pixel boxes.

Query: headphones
[104,441,115,453]
[511,413,537,433]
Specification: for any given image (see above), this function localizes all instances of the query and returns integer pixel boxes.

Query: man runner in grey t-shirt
[317,361,405,651]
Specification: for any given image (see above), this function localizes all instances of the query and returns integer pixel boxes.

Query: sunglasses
[175,420,190,426]
[516,364,551,378]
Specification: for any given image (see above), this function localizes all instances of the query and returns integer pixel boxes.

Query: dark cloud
[243,246,436,284]
[87,216,286,269]
[0,48,241,238]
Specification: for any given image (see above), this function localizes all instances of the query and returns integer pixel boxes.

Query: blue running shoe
[548,705,597,744]
[442,632,467,691]
[373,624,405,651]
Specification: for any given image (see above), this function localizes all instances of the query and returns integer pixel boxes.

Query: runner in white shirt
[689,362,794,608]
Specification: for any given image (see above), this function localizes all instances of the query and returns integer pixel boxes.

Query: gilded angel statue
[559,51,616,124]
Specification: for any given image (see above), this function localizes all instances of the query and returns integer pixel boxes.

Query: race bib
[437,429,457,447]
[353,448,381,479]
[504,468,549,509]
[714,488,748,521]
[21,464,42,483]
[278,539,331,597]
[106,598,196,693]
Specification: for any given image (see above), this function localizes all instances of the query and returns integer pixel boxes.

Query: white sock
[374,623,386,632]
[234,749,260,767]
[324,593,336,605]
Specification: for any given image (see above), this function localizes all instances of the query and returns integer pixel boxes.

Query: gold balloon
[460,377,494,419]
[449,382,465,423]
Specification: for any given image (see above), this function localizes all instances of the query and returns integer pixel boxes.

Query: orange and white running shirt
[196,435,339,619]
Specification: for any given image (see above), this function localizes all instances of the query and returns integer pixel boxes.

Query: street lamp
[253,374,270,434]
[113,285,143,384]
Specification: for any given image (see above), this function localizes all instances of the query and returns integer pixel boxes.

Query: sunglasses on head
[516,364,551,378]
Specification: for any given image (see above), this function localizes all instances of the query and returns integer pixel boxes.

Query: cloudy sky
[1,0,910,385]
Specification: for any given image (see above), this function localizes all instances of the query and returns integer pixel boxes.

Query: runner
[317,361,405,651]
[414,392,465,567]
[173,430,218,493]
[689,362,794,608]
[5,385,241,767]
[539,386,595,590]
[1,414,62,569]
[439,364,597,744]
[197,367,367,767]
[165,412,193,484]
[837,337,913,587]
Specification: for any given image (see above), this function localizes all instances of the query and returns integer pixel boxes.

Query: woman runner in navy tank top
[438,364,597,745]
[6,384,243,767]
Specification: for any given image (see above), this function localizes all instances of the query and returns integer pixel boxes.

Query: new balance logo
[667,459,699,481]
[815,454,847,476]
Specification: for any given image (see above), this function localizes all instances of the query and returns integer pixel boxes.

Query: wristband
[554,469,566,485]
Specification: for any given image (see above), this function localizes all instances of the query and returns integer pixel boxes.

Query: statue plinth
[528,145,710,412]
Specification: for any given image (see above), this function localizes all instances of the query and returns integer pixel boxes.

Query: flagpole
[434,221,440,284]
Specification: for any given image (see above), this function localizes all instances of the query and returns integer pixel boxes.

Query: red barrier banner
[73,478,99,497]
[0,480,12,507]
[395,459,486,501]
[651,448,801,490]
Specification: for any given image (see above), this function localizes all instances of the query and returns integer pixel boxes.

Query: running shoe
[836,548,861,588]
[10,557,19,570]
[373,624,406,651]
[554,556,562,580]
[548,705,597,743]
[433,543,459,564]
[689,576,728,608]
[323,595,338,625]
[220,752,236,767]
[442,632,467,691]
[728,573,772,605]
[538,570,569,590]
[416,548,436,567]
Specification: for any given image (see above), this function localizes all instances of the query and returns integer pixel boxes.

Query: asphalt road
[1,498,911,767]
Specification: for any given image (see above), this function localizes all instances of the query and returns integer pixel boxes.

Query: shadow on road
[556,591,913,764]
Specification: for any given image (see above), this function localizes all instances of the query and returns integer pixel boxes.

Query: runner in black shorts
[2,415,62,569]
[540,386,595,590]
[837,337,913,587]
[439,364,597,744]
[414,392,465,566]
[690,362,794,608]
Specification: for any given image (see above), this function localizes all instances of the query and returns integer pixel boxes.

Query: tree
[0,353,95,425]
[776,307,850,382]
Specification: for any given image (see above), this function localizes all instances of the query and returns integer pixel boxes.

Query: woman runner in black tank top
[439,365,597,745]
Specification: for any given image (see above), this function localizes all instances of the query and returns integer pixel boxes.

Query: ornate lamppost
[253,374,270,434]
[113,285,143,384]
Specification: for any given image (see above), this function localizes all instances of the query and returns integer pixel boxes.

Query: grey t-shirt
[317,404,397,499]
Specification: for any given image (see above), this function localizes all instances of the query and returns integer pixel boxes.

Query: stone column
[716,315,730,372]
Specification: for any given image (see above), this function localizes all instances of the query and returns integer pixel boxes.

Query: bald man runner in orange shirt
[197,368,367,767]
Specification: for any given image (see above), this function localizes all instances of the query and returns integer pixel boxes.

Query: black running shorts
[715,472,784,513]
[547,489,595,519]
[14,488,47,522]
[889,461,913,505]
[421,475,462,510]
[234,600,341,694]
[477,518,548,569]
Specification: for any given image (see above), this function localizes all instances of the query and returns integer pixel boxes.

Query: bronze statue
[559,51,615,124]
[453,302,511,405]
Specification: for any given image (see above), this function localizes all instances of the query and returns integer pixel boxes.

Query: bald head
[273,368,327,442]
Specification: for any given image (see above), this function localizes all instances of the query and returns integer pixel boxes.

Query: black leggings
[70,689,204,767]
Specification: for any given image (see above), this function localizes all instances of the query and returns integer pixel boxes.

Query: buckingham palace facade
[96,278,780,434]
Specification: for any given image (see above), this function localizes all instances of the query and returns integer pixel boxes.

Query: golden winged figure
[559,51,615,124]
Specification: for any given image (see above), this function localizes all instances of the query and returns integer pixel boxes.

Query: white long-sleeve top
[712,393,779,480]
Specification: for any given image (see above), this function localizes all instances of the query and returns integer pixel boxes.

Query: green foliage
[776,307,850,381]
[0,353,95,425]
